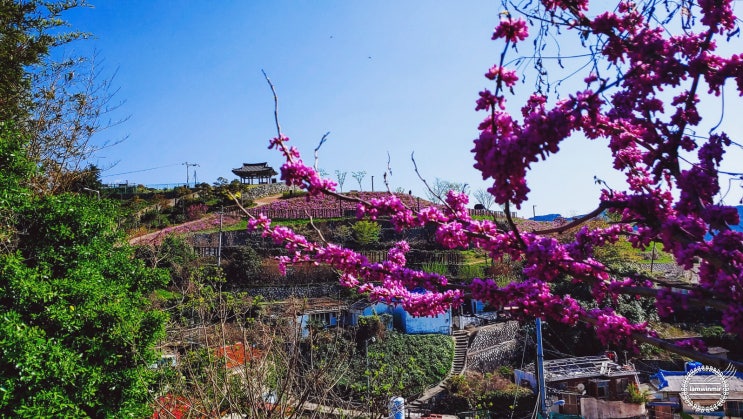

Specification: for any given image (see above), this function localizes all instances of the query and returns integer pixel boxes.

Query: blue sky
[61,2,742,216]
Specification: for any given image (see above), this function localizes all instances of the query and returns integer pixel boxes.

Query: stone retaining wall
[469,321,519,353]
[247,283,342,301]
[466,321,521,372]
[243,183,289,201]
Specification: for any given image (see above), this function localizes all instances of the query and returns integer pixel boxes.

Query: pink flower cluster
[492,17,529,43]
[269,136,337,195]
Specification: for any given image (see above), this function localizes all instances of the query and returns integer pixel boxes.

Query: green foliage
[0,194,168,417]
[356,314,390,344]
[352,220,381,247]
[0,4,168,415]
[0,1,83,122]
[422,261,449,275]
[457,263,485,279]
[346,332,453,401]
[701,325,726,339]
[331,224,353,244]
[625,382,651,404]
[0,123,34,249]
[223,245,262,284]
[449,370,533,411]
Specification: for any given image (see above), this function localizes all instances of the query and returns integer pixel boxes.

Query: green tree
[223,245,262,284]
[0,123,34,250]
[0,194,168,417]
[0,1,84,122]
[0,3,169,416]
[352,220,381,247]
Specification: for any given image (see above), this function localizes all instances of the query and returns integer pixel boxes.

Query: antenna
[182,162,199,187]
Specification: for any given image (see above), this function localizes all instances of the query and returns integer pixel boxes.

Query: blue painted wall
[298,312,339,338]
[392,305,451,335]
[348,301,451,335]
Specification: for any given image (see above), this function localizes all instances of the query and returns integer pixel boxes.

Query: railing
[243,206,515,221]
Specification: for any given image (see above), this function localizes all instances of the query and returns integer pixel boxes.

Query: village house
[515,354,646,419]
[293,297,348,338]
[347,298,451,335]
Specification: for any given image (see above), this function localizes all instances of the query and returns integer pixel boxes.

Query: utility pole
[536,318,548,418]
[217,207,224,267]
[182,162,199,188]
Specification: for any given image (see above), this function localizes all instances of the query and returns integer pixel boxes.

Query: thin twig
[262,69,282,138]
[314,131,330,171]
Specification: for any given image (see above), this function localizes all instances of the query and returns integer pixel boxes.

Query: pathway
[407,330,470,413]
[128,193,283,246]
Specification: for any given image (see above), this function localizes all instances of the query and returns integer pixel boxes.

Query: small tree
[424,178,466,204]
[473,188,495,211]
[352,220,381,247]
[334,170,347,192]
[352,170,367,191]
[223,245,262,284]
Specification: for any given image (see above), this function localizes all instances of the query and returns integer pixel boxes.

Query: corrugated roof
[524,355,638,381]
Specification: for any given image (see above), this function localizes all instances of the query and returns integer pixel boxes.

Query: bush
[626,383,651,404]
[186,203,208,220]
[352,220,381,247]
[422,261,449,275]
[223,246,262,284]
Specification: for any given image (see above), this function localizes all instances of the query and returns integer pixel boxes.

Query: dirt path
[128,194,283,246]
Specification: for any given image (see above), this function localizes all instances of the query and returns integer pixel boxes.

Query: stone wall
[466,321,521,372]
[469,321,519,352]
[243,183,289,201]
[247,283,342,301]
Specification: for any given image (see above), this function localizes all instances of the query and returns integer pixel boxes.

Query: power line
[102,163,182,178]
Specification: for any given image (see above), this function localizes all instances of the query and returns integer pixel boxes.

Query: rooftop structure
[232,162,277,184]
[523,355,637,382]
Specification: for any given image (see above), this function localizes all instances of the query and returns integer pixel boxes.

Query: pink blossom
[492,17,529,43]
[485,65,519,87]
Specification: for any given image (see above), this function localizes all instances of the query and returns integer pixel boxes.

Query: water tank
[388,396,404,419]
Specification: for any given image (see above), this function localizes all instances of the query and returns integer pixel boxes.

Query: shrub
[422,261,449,275]
[186,203,208,220]
[626,383,651,404]
[352,220,381,247]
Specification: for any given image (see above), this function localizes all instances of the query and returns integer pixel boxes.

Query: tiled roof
[231,162,277,177]
[215,342,264,369]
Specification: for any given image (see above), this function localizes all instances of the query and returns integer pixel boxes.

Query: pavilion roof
[231,162,277,177]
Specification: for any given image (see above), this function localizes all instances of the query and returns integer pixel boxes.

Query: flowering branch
[244,1,743,367]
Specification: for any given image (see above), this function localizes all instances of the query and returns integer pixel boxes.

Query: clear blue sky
[61,2,742,216]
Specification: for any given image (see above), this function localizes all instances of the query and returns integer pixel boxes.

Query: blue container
[388,396,404,419]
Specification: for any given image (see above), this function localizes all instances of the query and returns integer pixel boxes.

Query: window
[617,378,629,394]
[309,312,331,326]
[596,380,609,399]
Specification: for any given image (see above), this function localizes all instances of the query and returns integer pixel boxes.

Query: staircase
[450,330,469,375]
[408,330,470,412]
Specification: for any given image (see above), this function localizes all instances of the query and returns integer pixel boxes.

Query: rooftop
[524,355,638,382]
[232,162,277,176]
